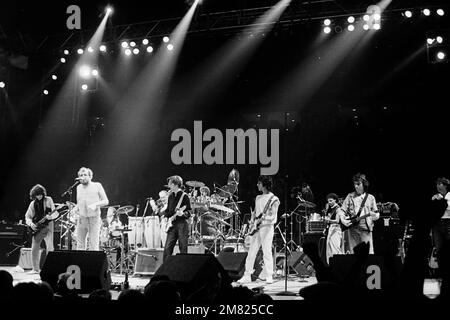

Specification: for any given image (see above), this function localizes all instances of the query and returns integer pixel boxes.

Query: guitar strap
[356,193,369,218]
[257,194,275,219]
[175,193,185,211]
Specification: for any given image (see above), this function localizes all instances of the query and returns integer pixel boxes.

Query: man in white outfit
[74,167,109,250]
[238,175,280,285]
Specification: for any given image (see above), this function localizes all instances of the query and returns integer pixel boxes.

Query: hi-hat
[298,200,316,209]
[186,181,205,188]
[216,183,237,198]
[117,205,134,214]
[210,203,234,214]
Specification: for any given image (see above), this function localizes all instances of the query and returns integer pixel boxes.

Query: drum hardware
[186,181,205,188]
[117,205,135,215]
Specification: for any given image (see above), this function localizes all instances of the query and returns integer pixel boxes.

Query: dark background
[0,0,449,224]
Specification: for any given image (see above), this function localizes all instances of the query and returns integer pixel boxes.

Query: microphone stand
[276,211,297,296]
[61,180,79,250]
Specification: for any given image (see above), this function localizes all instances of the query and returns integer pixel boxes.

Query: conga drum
[128,217,144,249]
[144,216,161,248]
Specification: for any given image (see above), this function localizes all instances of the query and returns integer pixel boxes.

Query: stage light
[133,48,140,55]
[167,44,174,51]
[121,41,129,48]
[422,9,430,16]
[63,49,70,55]
[146,46,154,53]
[77,48,84,55]
[436,36,443,44]
[363,24,369,30]
[60,58,66,63]
[323,26,331,34]
[87,47,94,53]
[347,16,355,23]
[51,75,57,80]
[142,39,149,45]
[106,6,113,14]
[79,65,92,78]
[323,19,331,26]
[427,38,434,45]
[91,69,99,77]
[99,45,107,52]
[373,23,381,30]
[43,90,49,95]
[363,14,370,21]
[404,10,412,18]
[348,25,355,32]
[130,41,136,47]
[437,51,446,60]
[0,82,5,88]
[373,13,381,21]
[437,9,445,16]
[81,84,88,91]
[125,49,132,56]
[163,36,170,43]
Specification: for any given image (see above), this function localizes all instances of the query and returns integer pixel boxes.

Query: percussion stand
[60,186,77,250]
[134,204,141,251]
[286,202,303,252]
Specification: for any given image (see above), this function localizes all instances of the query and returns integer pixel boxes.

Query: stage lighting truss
[426,30,449,64]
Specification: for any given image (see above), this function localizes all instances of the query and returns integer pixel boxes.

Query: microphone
[75,177,83,181]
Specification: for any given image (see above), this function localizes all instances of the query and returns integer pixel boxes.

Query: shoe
[265,276,274,284]
[237,275,252,284]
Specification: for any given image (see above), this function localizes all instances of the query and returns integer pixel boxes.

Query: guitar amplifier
[306,221,327,233]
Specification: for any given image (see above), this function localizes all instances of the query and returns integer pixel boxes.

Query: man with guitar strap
[163,175,192,262]
[431,177,450,269]
[237,175,280,284]
[24,184,56,274]
[340,173,379,254]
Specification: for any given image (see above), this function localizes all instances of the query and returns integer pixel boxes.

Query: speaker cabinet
[153,254,231,300]
[40,250,111,294]
[0,236,23,266]
[301,232,327,265]
[216,249,264,281]
[18,248,46,270]
[134,248,164,275]
[287,251,315,276]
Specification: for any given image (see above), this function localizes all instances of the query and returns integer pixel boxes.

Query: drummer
[199,186,211,204]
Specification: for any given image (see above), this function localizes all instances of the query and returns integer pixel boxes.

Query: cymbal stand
[286,202,303,252]
[133,204,141,251]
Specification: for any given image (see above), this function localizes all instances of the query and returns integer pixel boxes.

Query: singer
[24,184,55,274]
[73,167,109,251]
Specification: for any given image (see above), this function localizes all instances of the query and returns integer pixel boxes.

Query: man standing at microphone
[74,167,109,251]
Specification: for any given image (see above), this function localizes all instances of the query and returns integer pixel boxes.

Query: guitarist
[431,177,450,263]
[340,173,379,254]
[24,184,55,274]
[163,175,192,262]
[237,175,280,285]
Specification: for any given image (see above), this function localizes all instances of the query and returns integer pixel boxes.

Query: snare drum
[144,216,161,248]
[128,217,144,248]
[309,213,322,222]
[109,220,123,238]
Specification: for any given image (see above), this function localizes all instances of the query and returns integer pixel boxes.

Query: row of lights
[323,13,382,34]
[403,8,445,18]
[121,36,174,55]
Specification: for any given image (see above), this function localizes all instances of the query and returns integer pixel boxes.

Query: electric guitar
[248,197,277,236]
[164,205,187,232]
[340,213,371,231]
[30,208,61,236]
[429,247,439,269]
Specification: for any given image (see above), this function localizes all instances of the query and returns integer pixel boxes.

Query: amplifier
[306,221,327,233]
[0,224,28,238]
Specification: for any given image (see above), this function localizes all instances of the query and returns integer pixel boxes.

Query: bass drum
[199,212,217,238]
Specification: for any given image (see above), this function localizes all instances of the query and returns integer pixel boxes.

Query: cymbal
[297,200,316,209]
[224,200,245,204]
[207,214,231,227]
[210,203,234,214]
[111,228,132,232]
[216,183,237,198]
[117,205,134,214]
[65,201,76,207]
[104,205,121,208]
[227,169,240,184]
[186,181,205,188]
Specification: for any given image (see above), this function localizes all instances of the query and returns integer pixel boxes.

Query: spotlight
[437,9,445,16]
[347,16,355,23]
[121,41,129,48]
[51,75,58,80]
[404,10,412,18]
[363,14,370,21]
[91,69,99,76]
[422,9,430,16]
[436,36,443,44]
[130,41,136,47]
[79,65,92,78]
[167,44,174,51]
[163,36,170,43]
[87,47,94,53]
[323,26,331,34]
[105,6,113,14]
[323,19,331,26]
[133,48,140,55]
[437,51,446,60]
[347,25,355,32]
[43,90,49,95]
[142,39,149,45]
[99,45,107,52]
[373,23,381,30]
[77,48,84,55]
[363,24,369,30]
[60,58,66,63]
[0,82,5,88]
[147,46,154,53]
[81,84,88,91]
[427,38,434,45]
[373,13,381,21]
[125,49,132,56]
[63,50,70,55]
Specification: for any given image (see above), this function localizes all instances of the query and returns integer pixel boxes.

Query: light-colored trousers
[76,216,101,251]
[160,217,167,248]
[31,222,54,271]
[344,227,374,254]
[326,225,343,264]
[244,224,274,278]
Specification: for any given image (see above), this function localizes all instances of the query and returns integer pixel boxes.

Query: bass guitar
[340,213,371,231]
[164,205,187,232]
[247,197,277,236]
[30,208,61,236]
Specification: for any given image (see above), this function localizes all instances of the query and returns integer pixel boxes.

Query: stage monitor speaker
[40,250,111,294]
[287,251,315,276]
[216,249,264,281]
[0,236,23,266]
[153,253,231,300]
[173,243,205,254]
[329,255,402,292]
[134,248,164,275]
